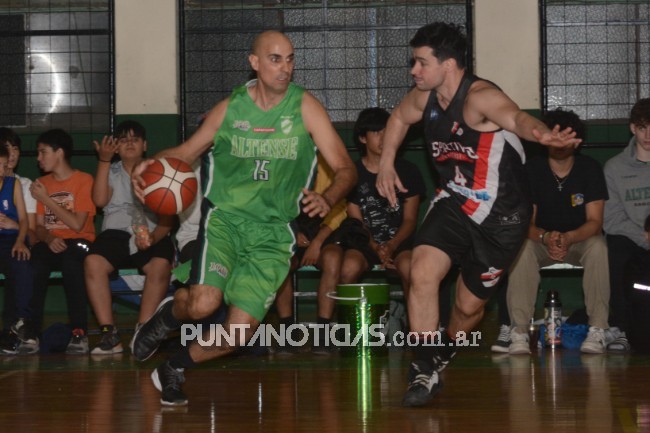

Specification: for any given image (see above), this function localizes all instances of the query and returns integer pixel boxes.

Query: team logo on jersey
[233,120,251,132]
[281,117,294,134]
[1,199,8,211]
[431,141,478,163]
[571,193,584,207]
[450,122,464,136]
[480,267,503,288]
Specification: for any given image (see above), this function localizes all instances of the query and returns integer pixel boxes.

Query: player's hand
[301,189,331,218]
[29,179,49,203]
[131,159,157,203]
[533,124,582,149]
[376,165,407,208]
[94,135,120,162]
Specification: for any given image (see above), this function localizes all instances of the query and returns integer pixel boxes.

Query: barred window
[0,1,113,136]
[542,0,650,130]
[181,0,471,135]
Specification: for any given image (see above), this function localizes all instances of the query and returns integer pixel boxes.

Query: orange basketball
[141,157,198,215]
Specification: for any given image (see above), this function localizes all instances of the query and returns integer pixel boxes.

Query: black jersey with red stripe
[422,73,531,227]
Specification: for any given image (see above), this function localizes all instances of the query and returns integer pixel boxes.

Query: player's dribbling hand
[131,159,157,203]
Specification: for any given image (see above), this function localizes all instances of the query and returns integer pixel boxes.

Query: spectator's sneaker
[580,326,606,354]
[91,325,124,355]
[151,361,188,406]
[607,332,631,353]
[11,318,39,346]
[490,324,511,353]
[132,297,176,361]
[66,328,89,355]
[0,331,19,355]
[17,340,39,355]
[402,360,443,407]
[509,330,530,355]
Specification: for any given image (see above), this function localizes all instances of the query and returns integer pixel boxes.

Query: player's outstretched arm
[470,84,582,149]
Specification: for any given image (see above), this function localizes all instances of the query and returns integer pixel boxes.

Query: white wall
[114,0,178,115]
[474,0,540,110]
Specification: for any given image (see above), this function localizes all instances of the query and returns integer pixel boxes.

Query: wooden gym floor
[1,316,650,433]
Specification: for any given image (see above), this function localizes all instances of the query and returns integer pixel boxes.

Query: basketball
[141,157,198,215]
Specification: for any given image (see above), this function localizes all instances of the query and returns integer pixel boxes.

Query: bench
[291,262,584,322]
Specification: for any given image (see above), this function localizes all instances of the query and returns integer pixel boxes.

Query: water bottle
[544,290,562,349]
[131,204,151,247]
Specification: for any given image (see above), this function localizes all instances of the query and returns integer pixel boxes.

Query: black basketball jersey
[422,73,531,227]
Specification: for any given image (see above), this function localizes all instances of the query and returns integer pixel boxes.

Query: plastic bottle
[131,204,151,247]
[544,290,562,349]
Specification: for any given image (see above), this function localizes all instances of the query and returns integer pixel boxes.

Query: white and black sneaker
[151,361,188,406]
[402,360,443,407]
[490,324,511,353]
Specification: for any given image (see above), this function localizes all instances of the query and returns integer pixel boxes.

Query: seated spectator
[85,120,175,355]
[621,213,650,352]
[272,154,346,353]
[0,140,35,354]
[507,108,610,355]
[28,129,97,354]
[603,97,650,353]
[314,107,425,353]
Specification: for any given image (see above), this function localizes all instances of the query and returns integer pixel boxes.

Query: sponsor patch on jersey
[571,193,585,207]
[233,120,251,132]
[281,117,294,134]
[208,262,229,278]
[447,181,491,202]
[253,127,276,133]
[480,267,503,288]
[499,212,521,225]
[431,141,478,163]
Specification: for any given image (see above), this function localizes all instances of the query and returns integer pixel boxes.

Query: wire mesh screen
[0,0,113,136]
[542,0,650,123]
[181,0,470,133]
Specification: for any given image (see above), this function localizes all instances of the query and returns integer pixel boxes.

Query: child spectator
[314,107,425,353]
[85,120,175,355]
[0,141,34,354]
[28,129,96,354]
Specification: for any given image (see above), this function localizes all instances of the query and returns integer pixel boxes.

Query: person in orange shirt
[29,129,96,354]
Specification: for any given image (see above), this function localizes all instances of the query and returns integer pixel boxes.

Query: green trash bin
[327,283,390,357]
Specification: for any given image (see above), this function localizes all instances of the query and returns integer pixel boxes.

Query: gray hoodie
[603,136,650,249]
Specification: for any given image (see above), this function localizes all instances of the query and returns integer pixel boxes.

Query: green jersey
[204,80,318,224]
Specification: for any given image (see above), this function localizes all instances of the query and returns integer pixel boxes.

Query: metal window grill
[0,0,113,139]
[542,0,650,126]
[180,0,471,136]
